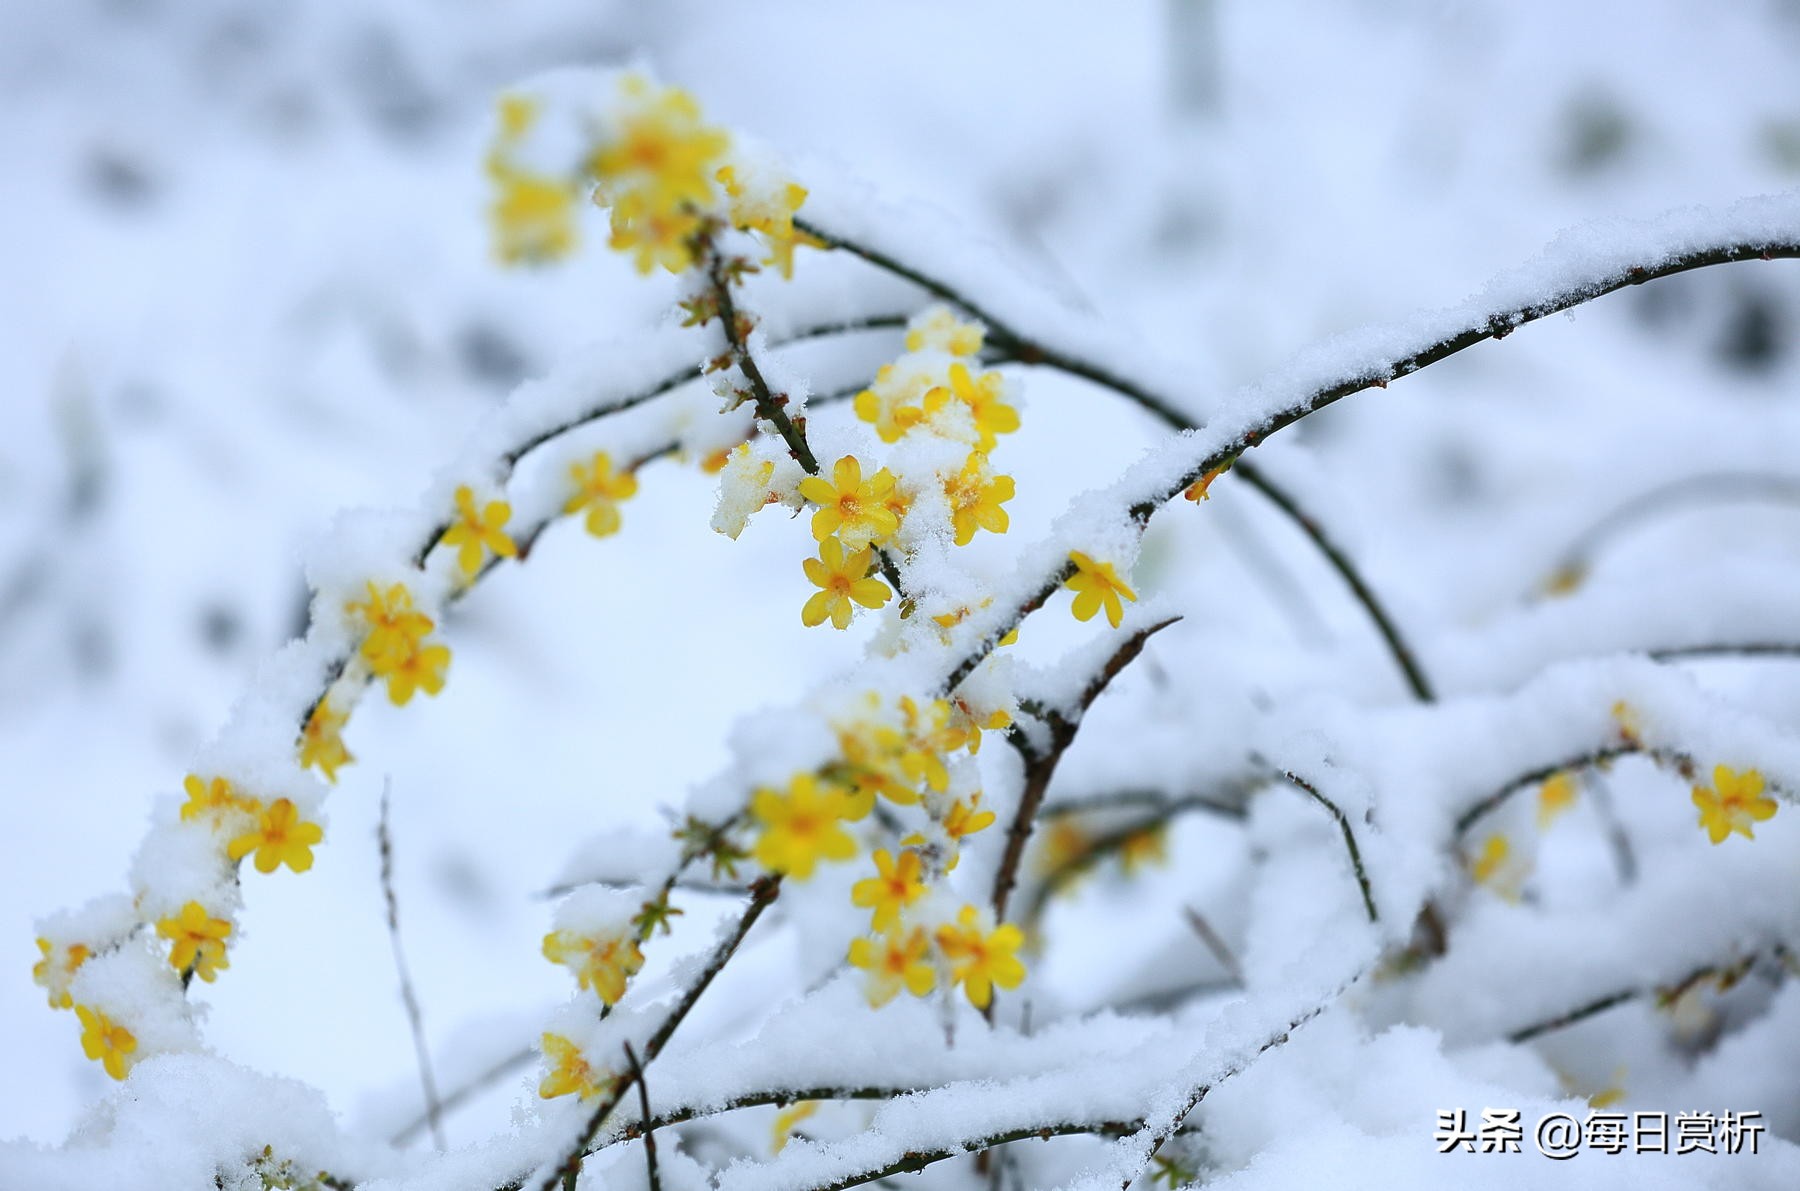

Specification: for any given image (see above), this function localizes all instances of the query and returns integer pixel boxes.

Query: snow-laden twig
[793,213,1438,703]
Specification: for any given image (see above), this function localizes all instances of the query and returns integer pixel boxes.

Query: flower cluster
[347,581,452,707]
[1691,764,1777,844]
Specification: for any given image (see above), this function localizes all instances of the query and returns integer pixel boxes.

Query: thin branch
[1508,953,1763,1044]
[528,877,781,1191]
[1181,906,1243,988]
[1539,471,1800,597]
[622,1043,661,1191]
[1279,770,1378,924]
[379,781,446,1151]
[1232,465,1433,701]
[795,215,1434,702]
[927,234,1800,697]
[1452,745,1679,837]
[991,618,1179,923]
[392,1045,533,1145]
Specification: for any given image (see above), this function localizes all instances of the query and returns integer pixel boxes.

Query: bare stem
[1279,770,1378,924]
[379,782,446,1151]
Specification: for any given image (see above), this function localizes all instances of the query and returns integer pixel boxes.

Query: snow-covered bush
[8,32,1800,1191]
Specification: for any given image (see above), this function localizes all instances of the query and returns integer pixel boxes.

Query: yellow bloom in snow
[347,581,434,670]
[1691,765,1777,844]
[895,696,970,792]
[927,362,1018,452]
[801,538,891,630]
[717,166,817,279]
[490,169,579,266]
[797,455,901,548]
[155,901,232,982]
[1034,818,1094,879]
[752,772,858,879]
[227,798,324,874]
[1119,824,1169,874]
[485,96,579,266]
[589,77,730,275]
[851,849,927,932]
[1065,550,1138,628]
[384,640,451,706]
[853,363,930,444]
[300,698,353,783]
[904,307,984,357]
[539,1033,607,1100]
[1184,466,1226,502]
[32,938,90,1010]
[934,905,1026,1009]
[442,485,518,578]
[943,455,1014,547]
[1470,834,1511,886]
[1537,771,1578,830]
[181,774,261,824]
[771,1100,819,1153]
[943,795,996,843]
[848,927,937,1007]
[76,1005,137,1081]
[931,602,1018,648]
[564,450,639,538]
[542,929,645,1006]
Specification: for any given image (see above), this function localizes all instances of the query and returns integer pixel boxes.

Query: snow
[5,3,1800,1190]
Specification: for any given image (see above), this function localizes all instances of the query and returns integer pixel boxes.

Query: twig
[528,877,781,1191]
[622,1043,660,1191]
[1507,953,1763,1044]
[1181,906,1243,987]
[1539,471,1800,597]
[794,216,1434,702]
[922,234,1800,698]
[392,1045,534,1145]
[1279,770,1378,924]
[379,780,446,1151]
[991,619,1179,923]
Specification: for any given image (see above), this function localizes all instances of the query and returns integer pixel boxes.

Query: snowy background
[4,0,1800,1185]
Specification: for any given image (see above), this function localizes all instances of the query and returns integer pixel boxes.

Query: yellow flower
[801,538,891,630]
[489,169,579,266]
[75,1005,137,1081]
[718,166,818,280]
[895,696,969,792]
[1184,466,1226,502]
[1119,824,1169,874]
[442,485,518,578]
[32,938,90,1010]
[943,455,1014,547]
[589,76,730,275]
[1033,818,1094,880]
[847,927,936,1007]
[752,772,858,879]
[539,1032,607,1100]
[928,363,1018,452]
[1470,834,1511,886]
[486,95,579,266]
[771,1100,819,1153]
[542,929,645,1006]
[564,451,639,538]
[934,905,1026,1009]
[1065,550,1138,628]
[181,774,261,824]
[851,849,927,932]
[384,641,451,706]
[1537,771,1578,830]
[347,581,435,671]
[904,307,984,357]
[943,794,996,843]
[300,698,353,784]
[227,798,324,875]
[155,901,232,983]
[797,456,901,548]
[1692,765,1778,844]
[853,363,930,444]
